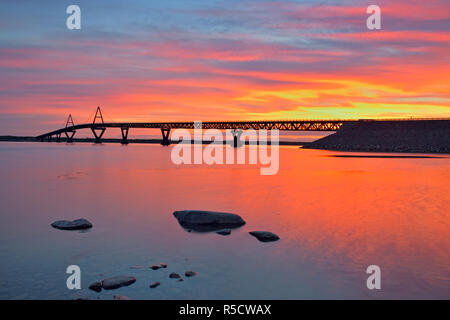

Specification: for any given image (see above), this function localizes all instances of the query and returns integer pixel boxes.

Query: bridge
[35,107,444,146]
[36,107,348,146]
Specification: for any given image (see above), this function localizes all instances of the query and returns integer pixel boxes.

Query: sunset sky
[1,0,449,135]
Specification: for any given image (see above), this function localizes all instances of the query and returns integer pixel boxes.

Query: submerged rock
[102,276,136,290]
[149,281,160,288]
[249,231,280,242]
[173,210,246,232]
[88,281,103,293]
[89,276,136,292]
[169,272,181,279]
[216,229,231,236]
[160,263,168,268]
[150,265,161,270]
[51,218,92,230]
[185,271,197,277]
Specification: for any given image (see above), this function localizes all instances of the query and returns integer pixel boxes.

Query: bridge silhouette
[35,107,444,146]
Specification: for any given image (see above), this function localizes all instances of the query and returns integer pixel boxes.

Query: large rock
[51,219,92,230]
[88,281,102,292]
[89,276,136,292]
[173,210,246,232]
[249,231,280,242]
[102,276,136,290]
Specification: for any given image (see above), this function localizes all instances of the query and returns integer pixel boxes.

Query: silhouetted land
[303,120,450,154]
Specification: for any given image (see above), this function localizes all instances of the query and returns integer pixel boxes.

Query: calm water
[0,142,449,300]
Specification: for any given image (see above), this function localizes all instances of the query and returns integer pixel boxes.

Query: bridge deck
[36,118,450,141]
[36,120,352,139]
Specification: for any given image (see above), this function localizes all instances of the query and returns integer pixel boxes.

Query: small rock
[185,271,197,277]
[169,272,181,279]
[160,263,167,268]
[149,282,160,288]
[51,218,92,230]
[102,276,136,290]
[178,278,184,282]
[88,281,103,293]
[216,229,231,236]
[249,231,280,242]
[114,295,130,300]
[150,265,161,270]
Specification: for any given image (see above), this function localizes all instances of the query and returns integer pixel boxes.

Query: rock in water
[51,218,92,230]
[249,231,280,242]
[160,263,168,268]
[149,282,160,288]
[216,229,231,236]
[185,271,197,277]
[101,276,136,290]
[169,272,181,279]
[150,265,161,270]
[88,281,103,293]
[173,210,246,232]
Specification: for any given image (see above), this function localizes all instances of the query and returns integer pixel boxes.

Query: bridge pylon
[120,126,129,145]
[93,106,104,124]
[64,114,76,143]
[231,129,243,148]
[161,127,171,146]
[91,106,106,143]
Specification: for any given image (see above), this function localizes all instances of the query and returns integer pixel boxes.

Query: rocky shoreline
[303,120,450,154]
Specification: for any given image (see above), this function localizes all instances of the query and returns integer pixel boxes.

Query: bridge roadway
[35,119,347,145]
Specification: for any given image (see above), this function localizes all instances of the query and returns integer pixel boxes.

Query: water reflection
[0,142,448,299]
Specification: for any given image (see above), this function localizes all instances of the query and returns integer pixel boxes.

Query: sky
[0,0,449,135]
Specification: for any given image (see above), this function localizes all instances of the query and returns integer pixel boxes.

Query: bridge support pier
[91,127,106,144]
[64,130,76,143]
[161,127,171,146]
[120,127,129,145]
[56,133,61,143]
[231,129,243,148]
